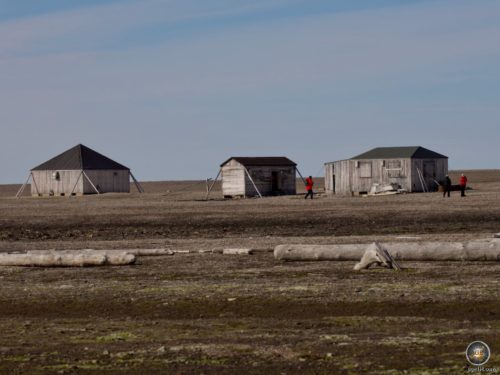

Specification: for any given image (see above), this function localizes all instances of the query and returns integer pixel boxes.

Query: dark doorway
[271,171,279,193]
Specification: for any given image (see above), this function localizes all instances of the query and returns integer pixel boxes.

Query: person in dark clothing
[459,173,468,197]
[305,176,314,199]
[443,175,452,198]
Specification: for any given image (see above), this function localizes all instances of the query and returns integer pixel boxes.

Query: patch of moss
[1,354,30,362]
[96,331,137,342]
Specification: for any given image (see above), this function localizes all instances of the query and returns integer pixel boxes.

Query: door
[271,171,279,194]
[423,160,436,191]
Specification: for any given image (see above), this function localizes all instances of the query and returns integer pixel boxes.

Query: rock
[157,346,166,353]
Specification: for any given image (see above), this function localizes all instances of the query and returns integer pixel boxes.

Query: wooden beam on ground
[0,251,136,267]
[274,239,500,261]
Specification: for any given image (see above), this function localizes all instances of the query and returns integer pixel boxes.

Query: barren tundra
[0,170,499,374]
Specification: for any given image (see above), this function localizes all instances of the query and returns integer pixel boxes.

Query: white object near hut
[324,146,448,195]
[17,144,143,197]
[213,157,297,198]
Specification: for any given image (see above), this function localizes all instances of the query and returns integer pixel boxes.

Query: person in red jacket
[459,173,468,197]
[305,176,314,199]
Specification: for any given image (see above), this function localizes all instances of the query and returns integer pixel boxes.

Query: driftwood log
[76,249,175,256]
[0,251,136,267]
[274,239,500,262]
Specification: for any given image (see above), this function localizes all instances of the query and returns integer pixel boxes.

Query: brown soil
[0,170,499,374]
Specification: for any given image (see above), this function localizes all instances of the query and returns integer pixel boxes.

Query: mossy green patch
[96,331,137,342]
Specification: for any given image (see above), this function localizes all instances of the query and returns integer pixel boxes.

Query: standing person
[305,176,314,199]
[459,173,468,197]
[443,175,452,198]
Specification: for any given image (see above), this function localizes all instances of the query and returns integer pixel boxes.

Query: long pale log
[274,239,500,261]
[6,250,138,266]
[0,253,107,267]
[27,249,173,257]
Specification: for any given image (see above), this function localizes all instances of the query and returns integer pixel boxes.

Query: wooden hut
[17,144,143,197]
[324,146,448,195]
[219,157,297,198]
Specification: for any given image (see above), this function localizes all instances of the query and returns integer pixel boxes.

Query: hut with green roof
[324,146,448,195]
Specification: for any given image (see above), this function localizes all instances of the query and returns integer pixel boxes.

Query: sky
[0,0,499,183]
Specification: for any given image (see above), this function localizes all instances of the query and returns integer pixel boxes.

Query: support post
[205,169,221,200]
[16,174,32,198]
[243,167,263,198]
[417,168,428,192]
[30,172,40,196]
[295,167,307,186]
[129,172,144,193]
[70,171,83,196]
[82,171,100,194]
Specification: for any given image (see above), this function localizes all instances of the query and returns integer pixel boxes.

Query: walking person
[443,175,451,198]
[304,176,314,199]
[459,173,468,197]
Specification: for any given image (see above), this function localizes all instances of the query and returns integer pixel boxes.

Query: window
[387,160,401,169]
[386,160,402,178]
[52,171,60,181]
[359,162,372,178]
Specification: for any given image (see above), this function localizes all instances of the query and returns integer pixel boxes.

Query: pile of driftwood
[0,249,174,267]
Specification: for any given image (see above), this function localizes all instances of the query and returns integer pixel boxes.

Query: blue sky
[1,0,499,182]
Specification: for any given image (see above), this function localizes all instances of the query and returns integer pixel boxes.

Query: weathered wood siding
[324,163,335,195]
[31,170,83,195]
[410,159,448,192]
[221,160,246,197]
[245,166,296,196]
[221,159,296,197]
[326,157,448,195]
[83,170,130,193]
[31,169,130,195]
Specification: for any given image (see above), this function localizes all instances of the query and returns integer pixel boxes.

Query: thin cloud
[0,0,301,58]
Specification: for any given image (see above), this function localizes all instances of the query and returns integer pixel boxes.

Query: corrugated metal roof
[220,157,297,167]
[31,144,129,171]
[350,146,448,160]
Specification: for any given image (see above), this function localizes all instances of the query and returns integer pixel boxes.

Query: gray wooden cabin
[324,146,448,195]
[26,144,141,196]
[220,157,297,198]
